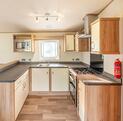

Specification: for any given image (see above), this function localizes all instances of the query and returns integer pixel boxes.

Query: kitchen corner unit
[0,70,29,121]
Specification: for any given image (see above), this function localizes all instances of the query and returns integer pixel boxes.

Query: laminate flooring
[16,95,80,121]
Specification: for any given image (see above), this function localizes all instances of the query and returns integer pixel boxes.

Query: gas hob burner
[73,68,94,74]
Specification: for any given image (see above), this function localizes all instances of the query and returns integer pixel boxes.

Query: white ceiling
[0,0,111,32]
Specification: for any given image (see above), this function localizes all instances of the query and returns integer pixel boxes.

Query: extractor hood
[78,14,98,39]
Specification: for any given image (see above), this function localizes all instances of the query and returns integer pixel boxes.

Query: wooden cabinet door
[65,35,75,51]
[22,71,29,101]
[15,82,23,119]
[76,38,90,52]
[85,85,121,121]
[15,70,29,120]
[32,68,49,91]
[91,20,100,52]
[51,68,69,91]
[79,81,86,121]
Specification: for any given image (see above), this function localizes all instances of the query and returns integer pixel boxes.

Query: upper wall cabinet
[91,18,120,54]
[64,34,75,52]
[13,34,35,52]
[75,33,90,52]
[64,34,90,52]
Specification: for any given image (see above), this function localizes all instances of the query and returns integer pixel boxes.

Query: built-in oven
[69,69,77,107]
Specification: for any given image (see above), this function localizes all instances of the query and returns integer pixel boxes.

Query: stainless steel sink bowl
[36,63,49,67]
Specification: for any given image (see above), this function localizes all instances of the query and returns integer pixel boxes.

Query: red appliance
[114,59,121,79]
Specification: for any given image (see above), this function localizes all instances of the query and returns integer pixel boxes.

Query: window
[40,40,60,60]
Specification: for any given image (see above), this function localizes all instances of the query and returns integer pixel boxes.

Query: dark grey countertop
[0,61,122,85]
[0,64,30,83]
[0,62,87,83]
[71,68,122,85]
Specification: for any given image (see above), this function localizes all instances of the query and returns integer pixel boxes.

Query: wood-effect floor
[16,95,80,121]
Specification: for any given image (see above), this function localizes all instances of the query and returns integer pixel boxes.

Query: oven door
[69,81,76,103]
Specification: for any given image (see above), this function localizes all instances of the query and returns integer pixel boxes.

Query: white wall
[81,52,90,65]
[0,33,84,63]
[0,33,20,63]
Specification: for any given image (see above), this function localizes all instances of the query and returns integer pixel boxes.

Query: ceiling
[0,0,111,32]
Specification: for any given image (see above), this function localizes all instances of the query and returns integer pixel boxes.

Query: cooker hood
[78,14,98,39]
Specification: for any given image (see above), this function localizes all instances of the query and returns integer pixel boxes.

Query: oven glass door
[69,81,76,103]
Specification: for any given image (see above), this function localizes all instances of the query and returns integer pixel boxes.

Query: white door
[51,68,69,91]
[32,68,49,91]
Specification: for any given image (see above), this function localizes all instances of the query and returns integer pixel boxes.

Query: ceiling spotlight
[34,12,63,23]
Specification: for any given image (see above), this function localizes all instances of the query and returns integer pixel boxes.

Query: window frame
[39,40,60,60]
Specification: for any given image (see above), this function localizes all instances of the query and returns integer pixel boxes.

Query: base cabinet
[78,82,85,121]
[0,70,29,121]
[31,68,69,92]
[31,68,49,91]
[78,81,121,121]
[15,70,29,119]
[51,68,69,91]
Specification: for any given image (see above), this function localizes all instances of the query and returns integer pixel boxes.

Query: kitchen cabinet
[64,35,75,51]
[64,34,90,52]
[51,68,69,91]
[31,68,69,92]
[78,81,121,121]
[13,34,35,52]
[75,33,90,52]
[78,81,85,121]
[31,68,49,91]
[91,18,120,54]
[15,70,29,119]
[0,70,29,121]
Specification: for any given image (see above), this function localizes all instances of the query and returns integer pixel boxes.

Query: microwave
[15,39,32,52]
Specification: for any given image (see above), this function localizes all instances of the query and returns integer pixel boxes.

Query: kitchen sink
[36,63,67,67]
[36,63,49,67]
